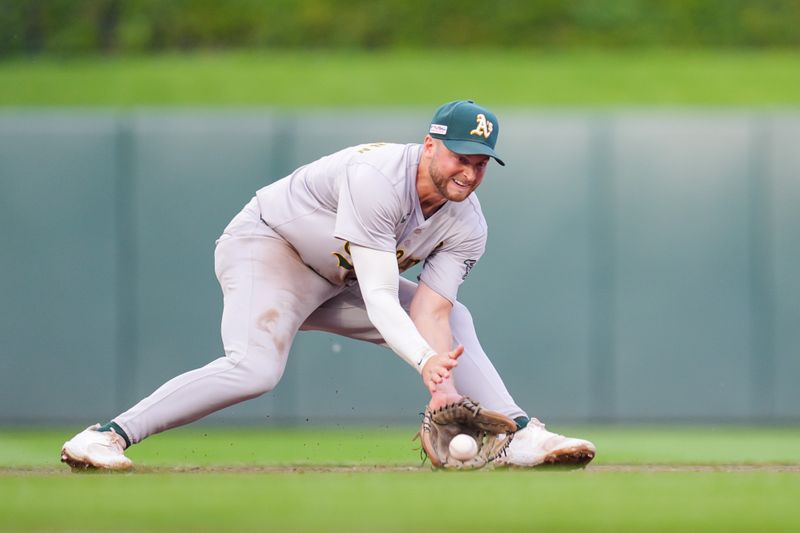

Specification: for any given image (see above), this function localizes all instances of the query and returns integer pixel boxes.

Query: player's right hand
[421,345,464,394]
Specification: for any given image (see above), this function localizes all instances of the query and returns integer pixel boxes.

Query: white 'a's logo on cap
[470,114,493,139]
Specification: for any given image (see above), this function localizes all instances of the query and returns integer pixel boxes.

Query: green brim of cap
[443,139,505,166]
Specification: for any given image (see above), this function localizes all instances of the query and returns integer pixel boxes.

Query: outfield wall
[1,110,798,425]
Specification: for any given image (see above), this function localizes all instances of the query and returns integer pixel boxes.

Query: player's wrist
[417,349,438,374]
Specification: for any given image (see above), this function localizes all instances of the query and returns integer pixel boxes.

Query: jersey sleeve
[418,227,487,304]
[334,163,401,252]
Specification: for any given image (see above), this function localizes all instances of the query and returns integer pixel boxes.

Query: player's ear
[422,135,437,157]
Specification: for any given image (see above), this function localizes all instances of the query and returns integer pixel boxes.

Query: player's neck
[416,170,447,219]
[419,195,447,219]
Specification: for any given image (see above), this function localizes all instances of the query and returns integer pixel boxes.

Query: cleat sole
[538,446,596,469]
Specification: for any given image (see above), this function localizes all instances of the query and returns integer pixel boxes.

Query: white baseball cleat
[493,419,596,468]
[60,424,133,470]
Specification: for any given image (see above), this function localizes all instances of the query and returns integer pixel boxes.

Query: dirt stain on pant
[257,308,289,354]
[273,337,287,354]
[257,308,280,333]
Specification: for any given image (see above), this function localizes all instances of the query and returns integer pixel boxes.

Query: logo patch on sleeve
[462,259,477,280]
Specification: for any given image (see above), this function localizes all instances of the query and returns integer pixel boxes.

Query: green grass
[1,426,799,531]
[2,50,800,107]
[2,471,798,532]
[3,426,800,467]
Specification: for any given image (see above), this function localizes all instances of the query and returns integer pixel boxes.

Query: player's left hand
[421,345,464,394]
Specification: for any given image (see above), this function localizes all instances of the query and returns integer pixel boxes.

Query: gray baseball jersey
[110,142,526,447]
[256,142,487,303]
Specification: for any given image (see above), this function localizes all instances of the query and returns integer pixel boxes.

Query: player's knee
[239,371,283,398]
[235,352,286,398]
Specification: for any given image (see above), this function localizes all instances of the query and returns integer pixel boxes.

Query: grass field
[2,50,800,107]
[2,425,799,531]
[3,47,800,531]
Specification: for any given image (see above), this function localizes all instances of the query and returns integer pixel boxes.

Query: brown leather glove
[420,397,517,470]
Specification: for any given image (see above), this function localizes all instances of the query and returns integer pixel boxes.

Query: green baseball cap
[428,100,505,166]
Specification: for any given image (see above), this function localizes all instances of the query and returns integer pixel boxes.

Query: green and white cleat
[61,424,133,470]
[493,419,596,468]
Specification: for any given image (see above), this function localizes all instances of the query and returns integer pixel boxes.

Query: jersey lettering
[333,241,423,273]
[332,241,354,270]
[397,249,422,272]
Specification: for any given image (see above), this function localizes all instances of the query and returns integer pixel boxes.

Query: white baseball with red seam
[448,434,478,461]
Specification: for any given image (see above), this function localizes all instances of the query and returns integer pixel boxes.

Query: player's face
[428,141,489,202]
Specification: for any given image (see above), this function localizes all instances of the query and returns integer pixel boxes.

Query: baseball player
[61,100,595,470]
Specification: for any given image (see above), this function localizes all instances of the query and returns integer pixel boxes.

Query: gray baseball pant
[114,200,526,444]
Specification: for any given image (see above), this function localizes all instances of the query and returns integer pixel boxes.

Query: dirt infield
[3,463,799,476]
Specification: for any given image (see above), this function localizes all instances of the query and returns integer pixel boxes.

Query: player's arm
[408,281,453,354]
[408,281,465,403]
[349,244,462,393]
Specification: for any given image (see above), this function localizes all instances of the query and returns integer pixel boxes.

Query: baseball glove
[419,397,517,470]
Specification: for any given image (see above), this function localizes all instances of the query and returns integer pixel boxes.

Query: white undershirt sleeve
[349,244,437,373]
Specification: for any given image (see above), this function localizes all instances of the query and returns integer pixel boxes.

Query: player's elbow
[410,299,452,327]
[410,308,450,332]
[409,282,453,326]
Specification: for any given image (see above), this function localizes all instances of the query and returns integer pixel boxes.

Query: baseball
[448,433,478,461]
